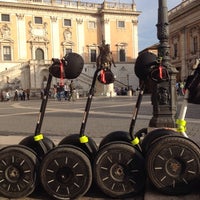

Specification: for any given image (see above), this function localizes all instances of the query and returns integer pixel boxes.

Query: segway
[92,52,158,198]
[138,53,200,195]
[39,65,112,199]
[0,53,83,198]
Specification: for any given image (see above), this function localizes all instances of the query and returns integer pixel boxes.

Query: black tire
[0,145,39,198]
[19,136,55,160]
[93,142,145,198]
[146,136,200,195]
[99,131,131,149]
[58,134,98,160]
[141,128,177,154]
[40,145,92,200]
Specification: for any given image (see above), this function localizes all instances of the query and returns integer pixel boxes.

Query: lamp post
[149,0,178,128]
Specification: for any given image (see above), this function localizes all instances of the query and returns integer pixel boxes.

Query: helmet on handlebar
[49,52,84,79]
[134,51,157,81]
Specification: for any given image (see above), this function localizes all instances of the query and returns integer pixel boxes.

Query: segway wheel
[99,131,131,149]
[58,134,98,160]
[93,142,145,198]
[40,145,92,200]
[146,136,200,195]
[19,136,55,160]
[0,145,39,198]
[141,128,177,155]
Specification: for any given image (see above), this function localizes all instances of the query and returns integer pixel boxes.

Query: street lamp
[149,0,178,128]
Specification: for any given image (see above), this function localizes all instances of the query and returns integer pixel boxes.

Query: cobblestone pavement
[0,95,199,200]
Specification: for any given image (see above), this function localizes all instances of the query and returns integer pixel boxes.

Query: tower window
[34,17,43,24]
[1,14,10,22]
[117,20,125,28]
[64,19,71,27]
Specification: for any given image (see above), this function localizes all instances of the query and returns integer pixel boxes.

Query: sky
[134,0,183,51]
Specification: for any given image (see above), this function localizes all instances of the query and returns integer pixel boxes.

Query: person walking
[13,89,19,101]
[64,82,70,100]
[68,80,76,101]
[22,89,26,100]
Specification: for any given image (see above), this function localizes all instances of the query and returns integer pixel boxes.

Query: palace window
[90,49,96,62]
[3,46,11,61]
[34,16,43,24]
[64,19,71,27]
[192,36,198,54]
[35,48,44,60]
[190,26,199,55]
[173,43,178,59]
[1,14,10,22]
[119,49,126,62]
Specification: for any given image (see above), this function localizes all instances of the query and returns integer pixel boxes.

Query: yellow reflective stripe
[34,134,44,141]
[177,126,186,133]
[176,119,187,126]
[79,135,89,143]
[131,137,140,146]
[176,119,187,133]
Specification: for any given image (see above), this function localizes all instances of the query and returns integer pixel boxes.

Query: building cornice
[169,0,199,21]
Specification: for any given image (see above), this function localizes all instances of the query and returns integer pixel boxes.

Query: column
[76,18,84,57]
[16,14,27,59]
[102,18,111,44]
[50,16,60,58]
[180,28,187,80]
[132,19,139,58]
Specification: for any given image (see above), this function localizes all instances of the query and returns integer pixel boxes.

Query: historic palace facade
[0,0,140,96]
[169,0,200,81]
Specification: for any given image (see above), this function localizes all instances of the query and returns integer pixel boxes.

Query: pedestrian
[0,90,4,102]
[21,89,26,100]
[68,80,76,101]
[56,83,62,101]
[64,82,70,100]
[13,89,19,101]
[5,91,10,101]
[53,85,57,100]
[26,89,30,100]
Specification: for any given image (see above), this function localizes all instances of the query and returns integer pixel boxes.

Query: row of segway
[0,52,200,200]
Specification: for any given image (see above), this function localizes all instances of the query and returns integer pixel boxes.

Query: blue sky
[135,0,182,51]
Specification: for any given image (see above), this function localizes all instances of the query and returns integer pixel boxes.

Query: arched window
[35,48,44,60]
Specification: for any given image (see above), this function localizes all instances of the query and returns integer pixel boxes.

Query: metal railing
[0,0,136,12]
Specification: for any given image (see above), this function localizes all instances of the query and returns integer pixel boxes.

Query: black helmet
[135,51,157,80]
[49,52,84,79]
[97,68,115,84]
